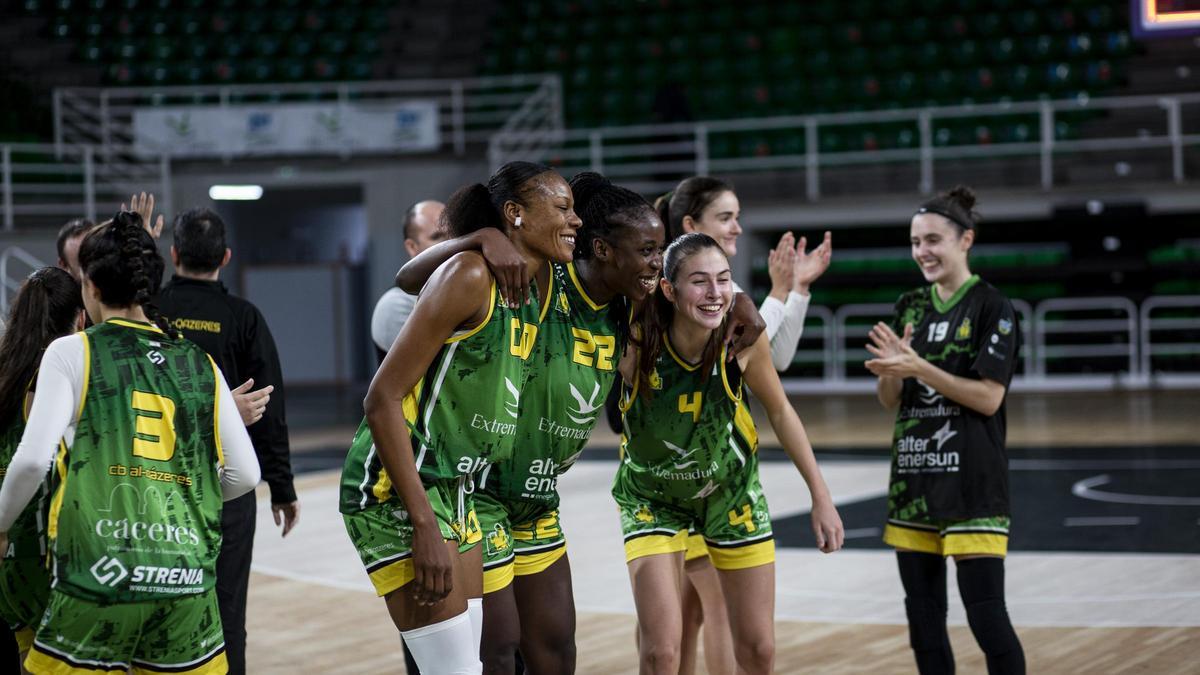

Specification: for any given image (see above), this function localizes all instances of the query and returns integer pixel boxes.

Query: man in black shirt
[157,207,299,675]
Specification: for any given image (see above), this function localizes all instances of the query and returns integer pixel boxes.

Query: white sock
[400,610,482,675]
[467,597,484,660]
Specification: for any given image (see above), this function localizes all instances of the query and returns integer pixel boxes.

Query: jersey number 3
[131,390,176,461]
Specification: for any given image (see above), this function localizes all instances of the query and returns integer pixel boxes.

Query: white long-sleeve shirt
[734,282,812,372]
[0,333,260,532]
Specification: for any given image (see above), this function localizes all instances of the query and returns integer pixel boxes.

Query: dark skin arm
[396,229,528,308]
[369,252,492,606]
[725,292,766,359]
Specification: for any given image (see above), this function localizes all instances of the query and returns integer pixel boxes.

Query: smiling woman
[866,185,1027,675]
[614,232,843,675]
[337,161,578,675]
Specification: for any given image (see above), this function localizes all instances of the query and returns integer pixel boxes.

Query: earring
[514,216,522,228]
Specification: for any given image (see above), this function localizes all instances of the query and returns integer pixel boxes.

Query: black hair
[569,171,660,346]
[0,267,82,425]
[56,218,95,262]
[634,232,728,397]
[916,185,981,235]
[79,211,178,338]
[442,161,555,238]
[171,207,227,272]
[655,176,735,243]
[569,171,657,261]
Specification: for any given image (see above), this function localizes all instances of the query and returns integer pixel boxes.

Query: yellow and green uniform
[613,339,774,571]
[340,277,546,596]
[29,319,228,675]
[477,262,624,592]
[0,406,51,653]
[881,276,1020,557]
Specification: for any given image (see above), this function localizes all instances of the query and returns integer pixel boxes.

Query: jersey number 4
[678,392,702,422]
[571,328,616,371]
[131,390,176,461]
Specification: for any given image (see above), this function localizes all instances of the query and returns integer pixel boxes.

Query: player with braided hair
[0,211,260,675]
[0,267,84,671]
[395,172,764,673]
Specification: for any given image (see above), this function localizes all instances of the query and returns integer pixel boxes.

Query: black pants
[1,622,17,671]
[217,491,257,675]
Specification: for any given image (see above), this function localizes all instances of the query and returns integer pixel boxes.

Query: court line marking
[1063,516,1141,527]
[1072,474,1200,506]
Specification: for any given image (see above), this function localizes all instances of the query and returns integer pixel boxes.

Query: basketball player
[395,172,768,674]
[339,162,578,675]
[0,267,84,671]
[0,211,260,674]
[655,176,832,674]
[616,232,843,675]
[865,186,1026,674]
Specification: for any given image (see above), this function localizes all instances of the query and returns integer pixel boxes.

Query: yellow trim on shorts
[515,543,567,577]
[15,626,34,654]
[483,561,515,594]
[25,646,126,674]
[883,524,1008,558]
[369,557,415,597]
[624,530,688,563]
[684,534,709,562]
[707,538,776,571]
[134,650,228,675]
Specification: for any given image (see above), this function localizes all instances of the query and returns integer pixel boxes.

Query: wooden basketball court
[244,391,1200,673]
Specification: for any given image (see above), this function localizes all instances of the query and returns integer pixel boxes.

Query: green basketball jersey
[341,277,548,513]
[481,262,623,506]
[50,319,224,602]
[0,408,50,563]
[617,337,759,504]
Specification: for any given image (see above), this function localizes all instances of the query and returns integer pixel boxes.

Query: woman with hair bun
[866,186,1026,675]
[0,267,83,670]
[395,170,669,674]
[394,171,766,674]
[340,162,580,675]
[0,212,260,674]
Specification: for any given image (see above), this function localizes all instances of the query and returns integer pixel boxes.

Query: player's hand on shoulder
[473,228,528,309]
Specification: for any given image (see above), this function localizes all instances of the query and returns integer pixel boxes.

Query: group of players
[0,160,1025,675]
[344,164,1025,675]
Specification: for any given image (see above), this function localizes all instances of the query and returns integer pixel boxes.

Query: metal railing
[782,295,1184,393]
[54,73,564,160]
[1139,295,1200,385]
[489,92,1200,196]
[0,142,170,230]
[0,246,48,315]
